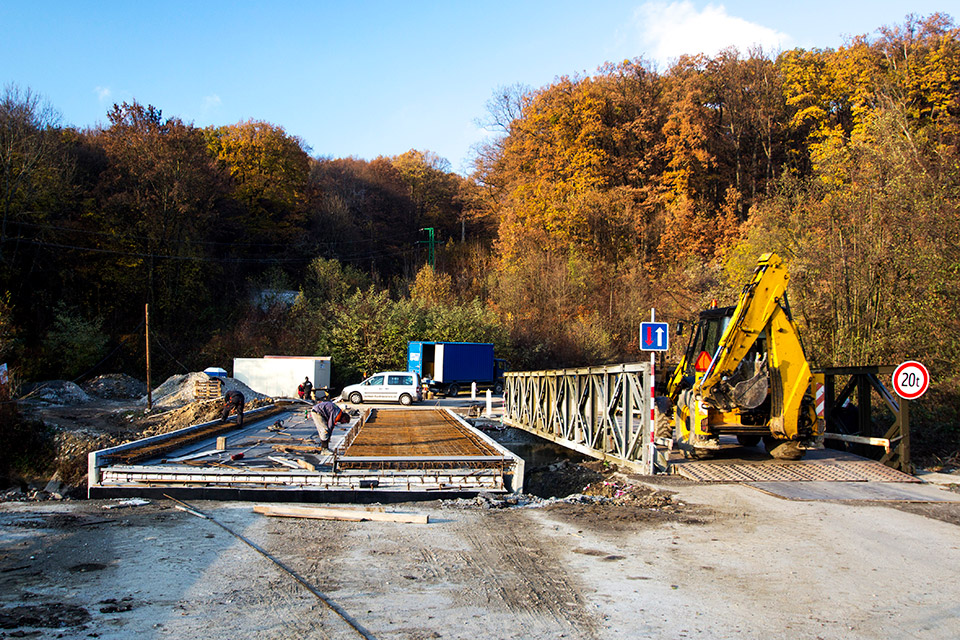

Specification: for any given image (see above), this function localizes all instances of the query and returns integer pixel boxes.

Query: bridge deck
[87,404,523,499]
[344,408,501,457]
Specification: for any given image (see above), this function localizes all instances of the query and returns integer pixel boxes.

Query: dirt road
[2,481,959,639]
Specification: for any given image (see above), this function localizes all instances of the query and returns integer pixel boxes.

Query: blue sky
[2,1,953,173]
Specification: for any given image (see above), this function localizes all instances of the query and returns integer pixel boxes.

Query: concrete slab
[915,470,960,486]
[88,403,521,500]
[747,481,960,502]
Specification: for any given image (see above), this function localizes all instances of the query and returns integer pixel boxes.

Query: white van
[341,371,421,405]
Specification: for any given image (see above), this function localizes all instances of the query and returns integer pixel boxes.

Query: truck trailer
[407,341,508,397]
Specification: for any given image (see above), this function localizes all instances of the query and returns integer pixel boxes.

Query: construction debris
[253,504,429,524]
[102,498,150,509]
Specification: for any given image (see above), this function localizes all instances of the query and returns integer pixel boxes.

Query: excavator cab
[673,306,734,394]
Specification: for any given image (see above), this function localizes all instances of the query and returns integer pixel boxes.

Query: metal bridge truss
[503,363,655,473]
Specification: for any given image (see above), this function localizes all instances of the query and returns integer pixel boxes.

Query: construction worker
[221,389,245,426]
[298,377,313,400]
[311,399,350,454]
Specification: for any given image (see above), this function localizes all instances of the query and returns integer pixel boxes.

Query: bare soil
[9,375,274,491]
[1,482,959,639]
[4,379,960,637]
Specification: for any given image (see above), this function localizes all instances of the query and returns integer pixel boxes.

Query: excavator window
[679,307,734,375]
[687,315,730,369]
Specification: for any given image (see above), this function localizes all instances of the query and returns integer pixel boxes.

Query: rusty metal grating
[339,409,503,470]
[676,460,920,483]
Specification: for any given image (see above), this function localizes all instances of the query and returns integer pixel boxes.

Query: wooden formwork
[89,407,524,498]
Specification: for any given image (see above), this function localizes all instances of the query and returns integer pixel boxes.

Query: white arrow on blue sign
[640,321,669,351]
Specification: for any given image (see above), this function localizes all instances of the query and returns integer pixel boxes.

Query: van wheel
[349,392,363,404]
[447,384,460,397]
[493,383,504,395]
[399,393,413,406]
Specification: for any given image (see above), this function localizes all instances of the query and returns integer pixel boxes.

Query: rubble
[7,372,275,500]
[136,395,274,438]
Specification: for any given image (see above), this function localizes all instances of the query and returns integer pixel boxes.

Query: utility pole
[145,303,152,410]
[418,227,436,268]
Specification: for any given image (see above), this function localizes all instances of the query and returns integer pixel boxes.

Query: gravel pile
[142,373,268,409]
[23,381,91,406]
[81,374,147,400]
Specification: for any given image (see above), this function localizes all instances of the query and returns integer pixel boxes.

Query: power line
[5,234,425,265]
[9,219,423,249]
[69,319,146,383]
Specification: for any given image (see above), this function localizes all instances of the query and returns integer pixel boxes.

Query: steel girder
[503,363,653,471]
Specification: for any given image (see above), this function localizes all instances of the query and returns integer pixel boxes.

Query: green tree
[326,287,410,381]
[42,303,108,378]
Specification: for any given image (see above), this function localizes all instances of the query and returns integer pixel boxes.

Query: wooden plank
[272,444,325,454]
[296,458,316,471]
[167,448,221,462]
[253,504,429,524]
[268,456,300,469]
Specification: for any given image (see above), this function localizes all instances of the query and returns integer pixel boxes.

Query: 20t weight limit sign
[892,360,929,400]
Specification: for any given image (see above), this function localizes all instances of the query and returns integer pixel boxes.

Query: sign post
[640,311,669,474]
[892,360,930,400]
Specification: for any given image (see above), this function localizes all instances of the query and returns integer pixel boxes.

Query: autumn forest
[2,14,959,455]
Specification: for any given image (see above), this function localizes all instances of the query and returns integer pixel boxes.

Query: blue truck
[407,341,508,397]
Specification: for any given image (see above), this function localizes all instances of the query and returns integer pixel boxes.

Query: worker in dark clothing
[311,400,350,454]
[221,389,245,426]
[298,377,313,401]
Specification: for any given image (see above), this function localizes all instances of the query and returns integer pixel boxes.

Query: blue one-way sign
[640,322,669,351]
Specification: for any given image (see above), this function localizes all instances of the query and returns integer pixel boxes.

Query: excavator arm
[698,253,815,439]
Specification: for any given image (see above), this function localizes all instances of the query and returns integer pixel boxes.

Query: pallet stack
[195,377,224,400]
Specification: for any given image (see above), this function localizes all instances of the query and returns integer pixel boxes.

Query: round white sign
[892,361,929,400]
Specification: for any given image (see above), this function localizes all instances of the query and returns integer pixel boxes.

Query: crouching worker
[221,389,245,427]
[311,400,350,454]
[298,377,313,400]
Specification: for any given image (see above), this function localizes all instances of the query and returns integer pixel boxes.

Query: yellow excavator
[665,253,823,459]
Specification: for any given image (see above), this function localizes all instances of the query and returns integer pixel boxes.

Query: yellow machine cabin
[666,253,823,459]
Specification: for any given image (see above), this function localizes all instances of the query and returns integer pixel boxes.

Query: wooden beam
[267,456,300,469]
[253,504,428,524]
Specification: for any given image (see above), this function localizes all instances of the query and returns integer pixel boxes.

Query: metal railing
[503,362,654,472]
[817,366,912,472]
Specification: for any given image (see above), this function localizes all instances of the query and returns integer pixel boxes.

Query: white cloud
[94,86,111,102]
[202,94,222,112]
[633,2,791,67]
